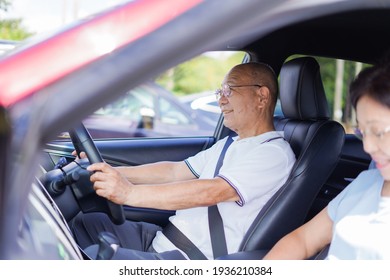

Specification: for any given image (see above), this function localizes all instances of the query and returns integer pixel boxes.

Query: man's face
[218,67,261,135]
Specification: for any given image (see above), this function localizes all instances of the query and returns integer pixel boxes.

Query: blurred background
[0,0,128,35]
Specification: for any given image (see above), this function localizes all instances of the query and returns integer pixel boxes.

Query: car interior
[40,55,351,260]
[5,1,387,260]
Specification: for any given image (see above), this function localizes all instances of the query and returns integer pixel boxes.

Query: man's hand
[87,162,132,205]
[71,150,87,159]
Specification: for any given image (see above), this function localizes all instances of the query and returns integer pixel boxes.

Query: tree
[0,18,31,40]
[157,52,246,96]
[0,0,32,40]
[333,59,344,122]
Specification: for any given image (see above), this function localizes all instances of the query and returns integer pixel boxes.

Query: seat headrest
[279,57,330,120]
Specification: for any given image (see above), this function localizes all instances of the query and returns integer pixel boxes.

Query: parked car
[60,81,216,139]
[0,0,388,264]
[180,91,222,124]
[0,40,18,56]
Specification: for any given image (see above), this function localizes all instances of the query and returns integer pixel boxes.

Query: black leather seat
[219,56,345,259]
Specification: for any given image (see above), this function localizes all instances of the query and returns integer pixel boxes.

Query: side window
[78,51,246,140]
[158,97,191,125]
[317,57,370,134]
[285,55,371,134]
[97,89,154,120]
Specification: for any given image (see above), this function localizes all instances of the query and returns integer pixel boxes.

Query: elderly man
[71,62,296,260]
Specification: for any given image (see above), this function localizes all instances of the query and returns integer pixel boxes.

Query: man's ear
[257,86,270,107]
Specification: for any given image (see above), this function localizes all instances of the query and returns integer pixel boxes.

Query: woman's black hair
[350,52,390,109]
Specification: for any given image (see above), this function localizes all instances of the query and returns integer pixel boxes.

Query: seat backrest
[238,57,345,252]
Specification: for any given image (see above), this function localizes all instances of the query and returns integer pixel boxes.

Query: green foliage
[0,18,32,40]
[0,1,33,40]
[157,52,246,96]
[316,57,370,123]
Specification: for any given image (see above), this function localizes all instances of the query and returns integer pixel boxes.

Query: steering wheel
[69,123,125,225]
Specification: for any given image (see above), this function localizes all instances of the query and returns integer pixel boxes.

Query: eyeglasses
[215,84,262,100]
[353,125,390,141]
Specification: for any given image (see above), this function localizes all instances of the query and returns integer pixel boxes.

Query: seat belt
[162,222,208,260]
[162,135,283,259]
[162,135,233,259]
[208,135,233,258]
[208,135,284,258]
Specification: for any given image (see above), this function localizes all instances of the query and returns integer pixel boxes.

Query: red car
[0,0,387,266]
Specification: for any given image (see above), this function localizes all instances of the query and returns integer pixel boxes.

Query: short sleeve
[185,137,228,178]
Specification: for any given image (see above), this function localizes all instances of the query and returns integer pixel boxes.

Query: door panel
[45,137,215,166]
[96,137,215,166]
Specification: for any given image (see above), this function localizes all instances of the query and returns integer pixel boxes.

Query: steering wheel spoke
[69,123,125,225]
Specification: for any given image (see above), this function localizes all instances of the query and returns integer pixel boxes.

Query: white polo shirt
[152,131,296,259]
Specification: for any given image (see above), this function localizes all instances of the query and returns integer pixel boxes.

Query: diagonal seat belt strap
[208,205,228,258]
[162,222,207,260]
[208,135,234,258]
[162,135,234,259]
[208,135,282,258]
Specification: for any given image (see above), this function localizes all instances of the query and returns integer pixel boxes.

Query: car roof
[243,6,390,73]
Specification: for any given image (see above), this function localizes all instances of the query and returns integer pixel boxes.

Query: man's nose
[218,94,228,106]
